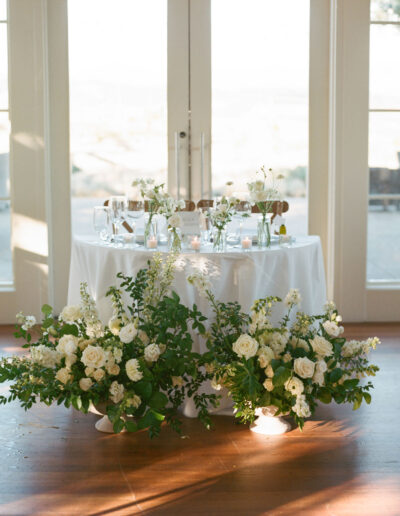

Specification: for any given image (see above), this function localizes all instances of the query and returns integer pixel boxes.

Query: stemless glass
[93,206,112,244]
[109,195,128,245]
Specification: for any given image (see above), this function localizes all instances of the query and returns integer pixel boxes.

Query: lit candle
[191,236,201,251]
[147,236,158,249]
[241,236,252,250]
[123,234,134,244]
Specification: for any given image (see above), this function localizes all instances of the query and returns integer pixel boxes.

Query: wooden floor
[0,323,399,516]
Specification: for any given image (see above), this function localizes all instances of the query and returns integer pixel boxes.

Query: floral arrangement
[132,178,185,250]
[188,274,379,430]
[0,254,217,437]
[209,196,240,251]
[247,166,283,247]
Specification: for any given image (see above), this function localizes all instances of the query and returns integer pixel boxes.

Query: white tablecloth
[68,236,326,415]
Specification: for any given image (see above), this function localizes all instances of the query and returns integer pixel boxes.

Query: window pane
[0,24,8,110]
[0,1,6,21]
[368,112,400,281]
[0,112,11,283]
[211,0,309,235]
[68,0,167,235]
[371,0,400,22]
[370,24,400,110]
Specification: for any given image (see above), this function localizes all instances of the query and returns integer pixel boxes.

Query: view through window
[368,0,400,281]
[68,0,167,236]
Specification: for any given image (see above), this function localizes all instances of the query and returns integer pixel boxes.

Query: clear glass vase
[257,215,271,248]
[144,215,158,249]
[168,227,182,252]
[212,228,227,252]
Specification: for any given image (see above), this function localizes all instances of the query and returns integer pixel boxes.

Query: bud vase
[168,227,182,252]
[257,216,271,248]
[212,228,227,252]
[144,215,158,249]
[250,406,291,435]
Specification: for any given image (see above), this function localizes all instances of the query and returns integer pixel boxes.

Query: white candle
[241,236,252,250]
[123,234,134,244]
[191,236,201,251]
[147,236,158,249]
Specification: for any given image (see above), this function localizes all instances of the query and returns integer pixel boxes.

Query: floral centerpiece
[0,254,217,437]
[188,274,379,433]
[209,196,239,251]
[132,178,185,250]
[247,166,283,247]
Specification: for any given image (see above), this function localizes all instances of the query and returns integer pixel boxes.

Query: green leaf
[363,392,372,404]
[151,409,165,421]
[259,391,271,406]
[125,420,138,432]
[149,391,168,410]
[113,418,125,433]
[41,304,53,315]
[329,368,343,383]
[72,396,82,411]
[353,392,363,410]
[134,380,153,400]
[317,387,332,404]
[59,324,79,337]
[42,318,54,329]
[273,366,291,387]
[343,378,359,389]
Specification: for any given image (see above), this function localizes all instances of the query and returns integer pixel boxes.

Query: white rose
[60,305,82,323]
[126,358,143,382]
[144,343,161,363]
[168,213,181,228]
[257,345,275,368]
[92,368,105,382]
[263,378,274,392]
[78,338,94,351]
[55,367,72,385]
[172,376,184,387]
[290,337,310,352]
[126,394,141,409]
[107,363,120,376]
[310,335,333,358]
[293,357,315,379]
[312,372,325,386]
[232,334,259,360]
[79,377,93,391]
[285,377,304,396]
[322,320,344,337]
[108,317,122,336]
[315,359,327,374]
[85,367,95,377]
[119,323,137,344]
[57,335,79,355]
[81,345,106,369]
[109,381,125,404]
[292,394,311,418]
[138,330,150,346]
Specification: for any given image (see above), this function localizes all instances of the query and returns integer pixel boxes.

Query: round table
[68,235,326,415]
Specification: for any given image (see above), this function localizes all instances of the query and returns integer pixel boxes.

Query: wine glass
[109,196,128,246]
[126,200,144,247]
[234,201,252,241]
[93,206,112,244]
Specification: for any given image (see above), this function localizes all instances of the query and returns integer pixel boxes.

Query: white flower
[85,366,95,377]
[263,378,274,391]
[93,368,105,382]
[57,335,79,356]
[59,305,82,323]
[285,377,304,396]
[113,348,123,364]
[250,309,270,333]
[284,289,302,307]
[211,376,222,390]
[312,372,325,386]
[290,337,310,352]
[310,335,333,358]
[232,334,259,360]
[293,357,315,379]
[315,359,327,374]
[119,323,137,344]
[292,394,311,418]
[78,338,93,351]
[187,272,212,298]
[107,363,120,376]
[144,343,161,363]
[126,394,141,409]
[30,345,60,368]
[264,332,288,356]
[55,367,72,385]
[81,345,106,369]
[324,300,336,312]
[168,213,181,228]
[79,377,93,391]
[362,337,380,354]
[322,320,344,337]
[283,352,292,363]
[341,340,362,357]
[85,322,104,339]
[108,317,122,336]
[171,376,184,387]
[65,353,77,369]
[21,315,36,331]
[257,346,275,368]
[109,381,125,404]
[265,364,274,378]
[16,312,25,325]
[125,358,143,382]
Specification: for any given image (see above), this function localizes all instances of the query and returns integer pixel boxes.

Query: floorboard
[0,323,399,515]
